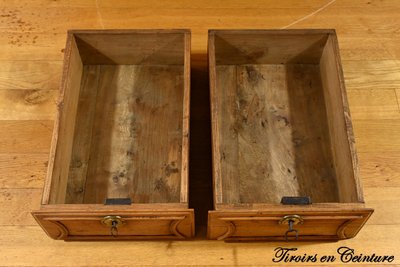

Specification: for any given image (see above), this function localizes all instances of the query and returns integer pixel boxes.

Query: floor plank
[0,89,57,120]
[359,152,400,187]
[353,119,400,153]
[0,7,99,33]
[98,0,331,9]
[0,0,96,7]
[347,88,400,120]
[364,187,400,225]
[0,153,47,189]
[0,224,397,266]
[0,120,53,153]
[2,0,399,9]
[0,61,62,90]
[338,37,399,59]
[343,60,400,90]
[0,33,65,60]
[0,189,41,226]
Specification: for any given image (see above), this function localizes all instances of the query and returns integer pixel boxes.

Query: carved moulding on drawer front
[169,216,188,239]
[336,218,360,239]
[216,220,236,240]
[47,220,69,240]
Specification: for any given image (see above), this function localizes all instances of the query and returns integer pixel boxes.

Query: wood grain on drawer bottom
[32,209,194,240]
[208,209,373,241]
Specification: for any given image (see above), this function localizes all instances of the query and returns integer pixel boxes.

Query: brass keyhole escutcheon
[101,215,124,237]
[279,215,303,241]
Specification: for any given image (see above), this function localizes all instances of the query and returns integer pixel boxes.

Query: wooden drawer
[32,29,193,240]
[207,29,373,241]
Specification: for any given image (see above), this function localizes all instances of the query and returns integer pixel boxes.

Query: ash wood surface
[72,64,184,204]
[0,0,399,266]
[319,35,362,203]
[215,64,338,204]
[46,37,83,204]
[65,65,99,204]
[212,30,329,65]
[73,31,185,65]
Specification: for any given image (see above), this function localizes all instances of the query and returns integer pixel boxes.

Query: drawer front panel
[33,210,194,240]
[208,209,373,241]
[232,218,350,237]
[60,217,176,236]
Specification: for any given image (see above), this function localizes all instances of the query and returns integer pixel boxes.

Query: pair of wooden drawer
[32,29,373,241]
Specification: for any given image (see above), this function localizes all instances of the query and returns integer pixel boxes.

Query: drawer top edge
[67,29,191,35]
[35,203,190,213]
[208,29,336,35]
[213,203,373,213]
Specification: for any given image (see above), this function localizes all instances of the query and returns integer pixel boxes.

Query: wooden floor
[0,0,399,266]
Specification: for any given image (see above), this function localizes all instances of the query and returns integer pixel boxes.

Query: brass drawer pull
[102,215,124,237]
[279,215,303,241]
